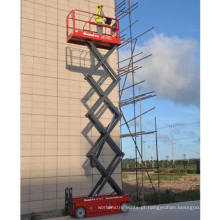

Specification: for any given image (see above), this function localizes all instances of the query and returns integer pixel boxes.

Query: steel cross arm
[96,157,123,195]
[119,66,142,77]
[119,80,145,93]
[120,19,139,33]
[88,156,123,196]
[87,41,119,81]
[89,155,123,196]
[89,45,117,77]
[118,51,143,64]
[82,75,107,101]
[120,130,156,138]
[120,91,155,104]
[120,107,155,127]
[118,54,152,72]
[120,94,156,107]
[119,110,157,194]
[87,132,123,158]
[87,114,123,156]
[115,0,126,10]
[122,91,155,102]
[85,75,120,116]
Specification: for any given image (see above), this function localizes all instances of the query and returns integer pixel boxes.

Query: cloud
[121,33,200,106]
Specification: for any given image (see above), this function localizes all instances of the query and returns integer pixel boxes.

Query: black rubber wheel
[75,207,86,218]
[121,202,129,213]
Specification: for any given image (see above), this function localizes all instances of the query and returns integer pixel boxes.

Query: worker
[94,3,104,35]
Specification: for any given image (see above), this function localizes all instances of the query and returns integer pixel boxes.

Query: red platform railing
[66,9,121,49]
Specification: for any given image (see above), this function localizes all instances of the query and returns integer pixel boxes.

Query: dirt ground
[122,172,200,197]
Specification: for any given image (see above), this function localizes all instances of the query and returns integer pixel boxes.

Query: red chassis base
[71,194,131,218]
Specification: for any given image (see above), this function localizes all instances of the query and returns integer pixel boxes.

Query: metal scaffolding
[115,0,161,204]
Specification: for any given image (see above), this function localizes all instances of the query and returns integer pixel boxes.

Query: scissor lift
[65,9,130,218]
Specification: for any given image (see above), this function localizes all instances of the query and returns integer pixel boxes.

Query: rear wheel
[75,207,86,218]
[121,202,129,213]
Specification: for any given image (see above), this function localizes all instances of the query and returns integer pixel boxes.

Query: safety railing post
[117,19,120,39]
[72,10,75,34]
[66,15,69,38]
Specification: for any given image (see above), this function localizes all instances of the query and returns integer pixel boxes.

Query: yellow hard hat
[98,3,103,7]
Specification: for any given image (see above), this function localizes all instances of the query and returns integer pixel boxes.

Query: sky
[118,0,200,160]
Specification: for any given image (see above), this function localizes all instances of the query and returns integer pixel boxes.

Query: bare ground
[122,172,200,197]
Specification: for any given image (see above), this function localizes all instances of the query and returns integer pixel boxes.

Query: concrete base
[45,200,200,220]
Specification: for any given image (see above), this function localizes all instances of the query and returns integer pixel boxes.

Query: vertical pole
[166,155,169,168]
[66,15,68,38]
[172,140,175,168]
[169,125,175,168]
[115,0,124,194]
[139,88,144,201]
[150,145,154,169]
[128,0,138,202]
[72,10,75,34]
[155,117,160,204]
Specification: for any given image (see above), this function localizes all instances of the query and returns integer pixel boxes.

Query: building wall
[21,0,121,214]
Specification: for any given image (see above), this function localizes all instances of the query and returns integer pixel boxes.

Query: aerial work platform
[65,8,130,218]
[66,9,121,49]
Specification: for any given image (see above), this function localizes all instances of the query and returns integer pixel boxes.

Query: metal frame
[115,0,160,204]
[66,9,121,49]
[84,40,124,197]
[65,187,73,215]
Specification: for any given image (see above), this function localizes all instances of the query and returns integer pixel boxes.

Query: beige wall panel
[30,200,43,213]
[34,39,46,58]
[21,1,34,20]
[21,202,30,214]
[46,0,58,8]
[58,135,80,155]
[21,55,34,75]
[58,80,81,99]
[30,157,44,178]
[44,156,57,177]
[46,5,58,20]
[58,61,85,82]
[46,41,58,60]
[35,21,46,40]
[21,0,121,215]
[21,36,34,56]
[43,177,57,192]
[46,23,57,42]
[21,135,32,156]
[45,96,57,115]
[58,27,66,43]
[58,43,69,61]
[45,135,57,156]
[32,58,46,77]
[34,3,47,23]
[21,18,35,38]
[21,94,32,114]
[42,199,57,212]
[56,198,65,210]
[21,114,32,134]
[58,96,80,117]
[45,58,58,77]
[45,115,57,135]
[21,156,31,179]
[58,116,80,136]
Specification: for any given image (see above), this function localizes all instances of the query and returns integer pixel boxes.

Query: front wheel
[121,202,129,213]
[75,207,86,218]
